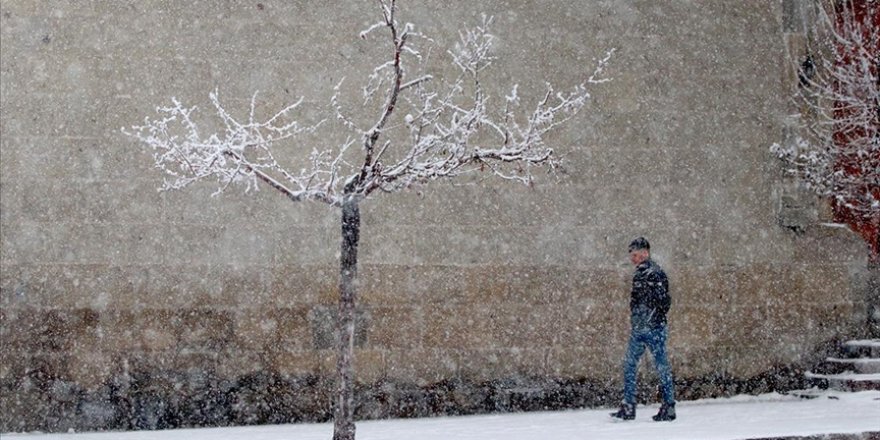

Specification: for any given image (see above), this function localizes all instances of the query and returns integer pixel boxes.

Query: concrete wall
[0,0,871,432]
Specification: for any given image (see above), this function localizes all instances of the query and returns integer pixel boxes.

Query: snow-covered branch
[357,14,614,194]
[771,1,879,221]
[125,90,338,205]
[126,0,613,208]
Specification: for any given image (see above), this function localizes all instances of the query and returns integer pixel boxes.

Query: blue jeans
[623,325,675,405]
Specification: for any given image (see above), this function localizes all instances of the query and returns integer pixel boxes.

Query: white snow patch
[845,339,880,348]
[827,357,880,365]
[805,372,880,381]
[819,222,851,230]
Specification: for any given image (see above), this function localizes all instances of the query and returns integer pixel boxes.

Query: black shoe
[652,402,676,421]
[610,403,635,420]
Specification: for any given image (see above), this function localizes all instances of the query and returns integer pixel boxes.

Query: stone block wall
[0,0,872,432]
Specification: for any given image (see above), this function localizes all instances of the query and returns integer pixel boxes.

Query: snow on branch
[124,90,338,205]
[361,14,615,194]
[771,1,879,220]
[126,0,613,206]
[450,14,496,75]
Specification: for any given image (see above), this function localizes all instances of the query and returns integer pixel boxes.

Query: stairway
[805,339,880,391]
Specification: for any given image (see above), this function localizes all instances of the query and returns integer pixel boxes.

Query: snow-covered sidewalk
[5,390,879,440]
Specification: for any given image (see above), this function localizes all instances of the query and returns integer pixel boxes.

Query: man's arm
[646,270,670,314]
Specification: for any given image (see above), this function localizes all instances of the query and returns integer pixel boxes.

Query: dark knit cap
[628,237,650,251]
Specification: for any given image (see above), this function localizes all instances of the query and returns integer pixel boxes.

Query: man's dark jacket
[630,259,670,330]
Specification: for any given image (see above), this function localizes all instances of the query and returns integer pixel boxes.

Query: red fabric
[831,0,880,261]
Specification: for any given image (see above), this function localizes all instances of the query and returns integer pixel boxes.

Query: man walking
[611,237,676,421]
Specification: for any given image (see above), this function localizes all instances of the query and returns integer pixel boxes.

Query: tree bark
[333,195,360,440]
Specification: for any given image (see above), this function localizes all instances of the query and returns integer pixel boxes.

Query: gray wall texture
[0,0,873,432]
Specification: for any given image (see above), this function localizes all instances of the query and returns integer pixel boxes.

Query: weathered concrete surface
[0,0,872,432]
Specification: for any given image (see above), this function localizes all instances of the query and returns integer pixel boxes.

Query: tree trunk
[333,196,360,440]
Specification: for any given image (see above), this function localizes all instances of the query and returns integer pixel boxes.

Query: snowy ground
[5,390,879,440]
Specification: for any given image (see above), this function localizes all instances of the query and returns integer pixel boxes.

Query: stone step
[842,339,880,358]
[805,371,880,392]
[826,357,880,374]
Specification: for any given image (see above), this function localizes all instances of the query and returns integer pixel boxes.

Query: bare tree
[126,2,612,439]
[771,0,879,261]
